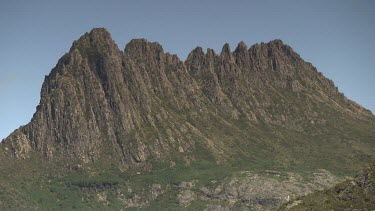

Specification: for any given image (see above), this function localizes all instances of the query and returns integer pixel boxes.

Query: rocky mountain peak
[124,38,164,60]
[267,39,284,47]
[234,41,248,53]
[220,43,235,65]
[70,28,120,55]
[266,39,301,61]
[206,48,216,58]
[220,43,231,57]
[234,41,249,67]
[1,28,373,168]
[187,47,205,59]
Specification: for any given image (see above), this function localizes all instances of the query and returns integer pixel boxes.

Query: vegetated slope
[280,164,375,210]
[0,28,374,210]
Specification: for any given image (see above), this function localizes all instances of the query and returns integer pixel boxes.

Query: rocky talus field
[1,28,374,210]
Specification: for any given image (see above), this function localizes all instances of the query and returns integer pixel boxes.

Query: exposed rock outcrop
[1,28,374,170]
[281,164,375,210]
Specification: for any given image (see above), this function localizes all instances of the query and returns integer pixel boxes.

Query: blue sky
[0,0,374,140]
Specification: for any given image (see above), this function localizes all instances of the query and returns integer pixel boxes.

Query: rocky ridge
[2,28,373,168]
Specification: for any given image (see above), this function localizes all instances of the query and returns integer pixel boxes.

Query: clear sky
[0,0,374,140]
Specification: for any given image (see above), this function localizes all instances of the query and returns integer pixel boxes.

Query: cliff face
[1,28,374,169]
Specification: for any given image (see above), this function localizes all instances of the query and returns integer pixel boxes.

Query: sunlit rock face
[1,28,373,170]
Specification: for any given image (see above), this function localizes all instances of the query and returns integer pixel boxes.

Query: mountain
[0,28,374,210]
[280,164,375,210]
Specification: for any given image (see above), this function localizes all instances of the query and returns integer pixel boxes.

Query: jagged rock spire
[71,28,120,55]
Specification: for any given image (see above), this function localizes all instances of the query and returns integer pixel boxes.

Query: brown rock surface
[1,28,374,170]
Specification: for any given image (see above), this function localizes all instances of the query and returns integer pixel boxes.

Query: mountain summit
[1,28,374,210]
[2,28,372,164]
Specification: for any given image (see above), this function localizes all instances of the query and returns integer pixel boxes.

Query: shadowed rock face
[1,28,374,170]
